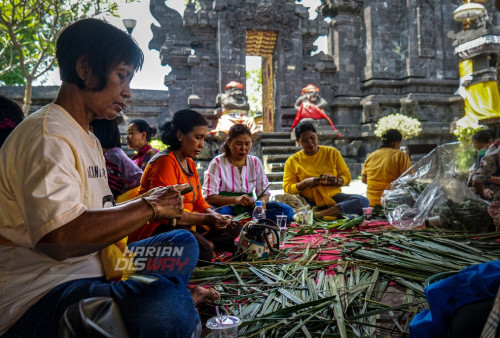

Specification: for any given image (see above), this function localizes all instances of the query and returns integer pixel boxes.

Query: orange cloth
[362,148,412,206]
[129,151,211,242]
[139,151,211,212]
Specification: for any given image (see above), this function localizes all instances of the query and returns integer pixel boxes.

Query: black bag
[58,297,128,338]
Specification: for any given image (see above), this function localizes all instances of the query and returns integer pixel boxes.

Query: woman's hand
[306,177,322,188]
[147,187,184,220]
[205,213,232,231]
[319,175,343,187]
[235,194,254,206]
[482,188,495,200]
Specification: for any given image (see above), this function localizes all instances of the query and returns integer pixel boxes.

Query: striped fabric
[481,286,500,338]
[202,155,269,198]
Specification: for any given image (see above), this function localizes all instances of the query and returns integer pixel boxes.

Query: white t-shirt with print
[0,104,110,334]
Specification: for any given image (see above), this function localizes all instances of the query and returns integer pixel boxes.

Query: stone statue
[217,81,250,112]
[212,81,261,135]
[293,84,328,112]
[291,84,339,135]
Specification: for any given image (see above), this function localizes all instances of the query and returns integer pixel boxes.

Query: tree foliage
[0,0,136,114]
[246,67,262,116]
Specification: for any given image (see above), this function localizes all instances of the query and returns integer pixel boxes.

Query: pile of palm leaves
[192,227,500,337]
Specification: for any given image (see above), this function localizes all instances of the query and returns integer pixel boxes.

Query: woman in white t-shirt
[0,18,215,337]
[203,124,294,223]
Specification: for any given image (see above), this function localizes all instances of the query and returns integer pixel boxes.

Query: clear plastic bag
[381,142,493,231]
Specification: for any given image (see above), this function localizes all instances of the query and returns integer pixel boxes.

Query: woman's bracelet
[141,197,157,222]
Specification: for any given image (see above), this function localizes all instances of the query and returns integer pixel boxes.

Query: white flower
[374,114,422,140]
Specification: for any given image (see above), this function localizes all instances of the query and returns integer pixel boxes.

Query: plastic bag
[381,142,493,231]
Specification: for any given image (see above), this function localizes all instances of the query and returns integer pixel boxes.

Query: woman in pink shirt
[203,124,294,223]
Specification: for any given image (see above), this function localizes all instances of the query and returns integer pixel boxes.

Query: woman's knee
[129,230,199,276]
[356,195,370,208]
[130,229,197,250]
[269,202,295,222]
[215,205,234,215]
[118,280,200,337]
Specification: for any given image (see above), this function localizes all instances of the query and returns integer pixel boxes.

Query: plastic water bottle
[252,201,266,221]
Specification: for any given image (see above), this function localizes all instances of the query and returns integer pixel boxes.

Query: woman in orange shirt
[129,109,233,264]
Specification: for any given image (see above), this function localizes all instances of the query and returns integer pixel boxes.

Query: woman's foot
[190,286,220,306]
[314,206,340,219]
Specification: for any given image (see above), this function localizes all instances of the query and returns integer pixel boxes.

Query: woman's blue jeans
[332,193,369,215]
[3,230,200,338]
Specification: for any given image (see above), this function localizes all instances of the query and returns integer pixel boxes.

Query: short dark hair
[160,109,208,150]
[56,18,144,90]
[381,129,403,148]
[223,124,252,155]
[0,94,24,147]
[128,119,156,142]
[294,121,317,139]
[472,129,494,144]
[90,119,122,149]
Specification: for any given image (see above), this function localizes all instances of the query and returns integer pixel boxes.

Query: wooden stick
[256,184,270,201]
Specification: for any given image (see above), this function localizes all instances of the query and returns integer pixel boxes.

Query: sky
[38,0,326,90]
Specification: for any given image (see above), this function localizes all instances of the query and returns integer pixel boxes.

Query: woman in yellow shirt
[362,129,412,206]
[283,121,369,218]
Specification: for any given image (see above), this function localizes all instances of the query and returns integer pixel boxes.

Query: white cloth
[0,104,107,334]
[202,154,269,198]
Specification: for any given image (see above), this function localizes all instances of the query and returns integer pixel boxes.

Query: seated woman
[203,124,294,223]
[472,129,494,166]
[471,130,500,198]
[0,19,215,338]
[90,118,143,200]
[0,94,24,147]
[362,129,412,206]
[129,109,233,263]
[283,121,369,218]
[126,118,159,170]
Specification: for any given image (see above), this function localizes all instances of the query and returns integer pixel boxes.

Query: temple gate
[149,0,335,131]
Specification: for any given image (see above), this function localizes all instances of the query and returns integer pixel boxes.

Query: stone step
[262,146,301,154]
[269,181,284,191]
[261,132,292,139]
[263,154,291,164]
[268,162,285,172]
[261,139,296,147]
[266,172,284,181]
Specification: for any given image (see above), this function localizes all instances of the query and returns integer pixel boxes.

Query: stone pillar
[363,0,405,80]
[276,29,305,131]
[164,67,192,118]
[217,21,246,93]
[328,10,363,96]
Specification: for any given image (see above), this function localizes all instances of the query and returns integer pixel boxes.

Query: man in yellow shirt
[362,129,412,206]
[283,121,369,218]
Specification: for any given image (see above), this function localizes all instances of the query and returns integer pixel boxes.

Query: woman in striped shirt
[203,124,294,223]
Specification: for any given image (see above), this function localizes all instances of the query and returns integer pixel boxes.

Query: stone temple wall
[0,86,168,156]
[146,0,488,163]
[3,0,499,181]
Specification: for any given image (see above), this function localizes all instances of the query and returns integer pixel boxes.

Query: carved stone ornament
[320,0,364,17]
[454,35,500,59]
